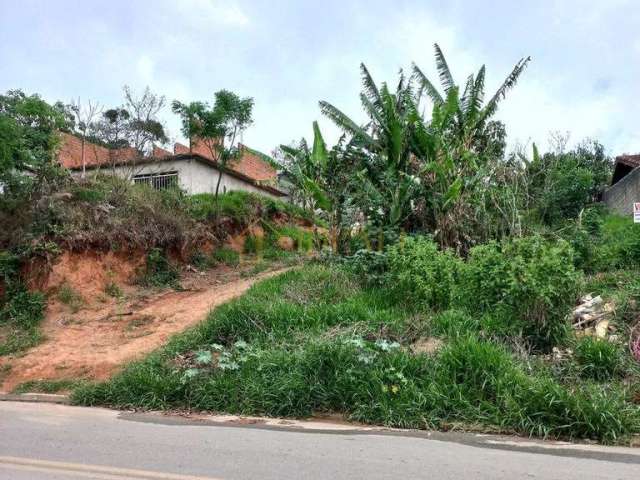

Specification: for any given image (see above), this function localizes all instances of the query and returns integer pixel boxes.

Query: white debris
[572,294,614,339]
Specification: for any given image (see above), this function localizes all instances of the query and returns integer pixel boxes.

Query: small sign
[635,203,640,224]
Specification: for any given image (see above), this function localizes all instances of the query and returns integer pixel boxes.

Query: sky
[1,0,638,157]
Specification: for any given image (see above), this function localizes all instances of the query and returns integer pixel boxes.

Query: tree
[172,90,254,201]
[320,65,422,236]
[68,97,101,178]
[412,43,530,156]
[523,138,613,225]
[0,89,69,247]
[317,49,531,252]
[280,122,358,252]
[123,85,168,154]
[0,90,68,178]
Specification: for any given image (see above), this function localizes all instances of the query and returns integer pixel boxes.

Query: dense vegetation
[3,46,640,443]
[74,247,640,442]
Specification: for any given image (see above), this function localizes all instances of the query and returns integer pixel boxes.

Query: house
[56,132,288,200]
[603,154,640,215]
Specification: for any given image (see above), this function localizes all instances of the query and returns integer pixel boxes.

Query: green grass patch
[72,264,640,443]
[211,247,240,267]
[188,191,313,225]
[57,282,84,312]
[138,248,180,288]
[13,378,87,394]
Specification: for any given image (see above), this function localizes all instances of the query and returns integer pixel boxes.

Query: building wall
[603,167,640,216]
[90,159,285,201]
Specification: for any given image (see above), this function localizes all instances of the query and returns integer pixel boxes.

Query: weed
[458,235,580,350]
[212,247,240,267]
[139,248,179,288]
[13,379,87,394]
[575,337,625,381]
[72,265,640,442]
[57,283,84,312]
[104,281,123,299]
[387,236,461,310]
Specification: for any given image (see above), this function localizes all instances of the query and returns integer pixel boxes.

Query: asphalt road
[1,401,639,480]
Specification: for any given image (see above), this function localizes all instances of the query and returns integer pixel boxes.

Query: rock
[595,320,609,338]
[277,236,295,251]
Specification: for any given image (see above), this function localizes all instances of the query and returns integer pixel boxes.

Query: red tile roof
[56,132,281,193]
[616,154,640,169]
[58,132,138,169]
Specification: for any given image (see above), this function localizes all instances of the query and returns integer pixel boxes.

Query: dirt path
[0,267,289,393]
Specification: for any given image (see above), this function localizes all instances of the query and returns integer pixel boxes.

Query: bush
[343,249,389,288]
[593,215,640,271]
[139,248,179,287]
[458,235,579,350]
[575,337,625,381]
[387,236,461,310]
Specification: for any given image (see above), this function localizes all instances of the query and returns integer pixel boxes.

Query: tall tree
[319,65,421,234]
[123,85,168,154]
[172,90,254,201]
[412,43,530,156]
[68,97,101,177]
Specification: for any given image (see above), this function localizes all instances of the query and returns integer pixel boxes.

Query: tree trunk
[81,136,86,178]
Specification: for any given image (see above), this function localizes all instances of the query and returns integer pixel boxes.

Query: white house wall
[90,159,284,200]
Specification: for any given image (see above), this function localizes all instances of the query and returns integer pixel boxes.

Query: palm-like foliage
[319,64,421,231]
[314,50,529,252]
[412,43,530,150]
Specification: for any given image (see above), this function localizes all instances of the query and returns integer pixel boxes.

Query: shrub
[267,225,313,253]
[57,283,84,312]
[140,248,179,287]
[575,337,624,381]
[344,249,389,288]
[1,287,45,331]
[0,251,46,354]
[458,235,579,350]
[387,236,461,310]
[592,215,640,271]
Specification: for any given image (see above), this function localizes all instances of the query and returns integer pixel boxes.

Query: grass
[211,247,240,267]
[0,286,46,356]
[57,283,84,312]
[13,379,87,394]
[138,248,180,288]
[72,264,640,443]
[188,191,313,225]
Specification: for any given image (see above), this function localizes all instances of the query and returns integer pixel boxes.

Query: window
[133,171,179,190]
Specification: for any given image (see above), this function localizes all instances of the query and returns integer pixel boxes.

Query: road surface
[1,401,639,479]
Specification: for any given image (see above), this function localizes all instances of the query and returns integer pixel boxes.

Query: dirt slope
[0,266,288,393]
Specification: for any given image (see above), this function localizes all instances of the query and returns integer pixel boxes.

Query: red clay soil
[0,256,289,393]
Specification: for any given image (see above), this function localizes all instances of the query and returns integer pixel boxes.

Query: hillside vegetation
[2,49,640,444]
[75,219,640,442]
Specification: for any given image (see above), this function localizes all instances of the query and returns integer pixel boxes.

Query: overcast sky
[1,0,638,157]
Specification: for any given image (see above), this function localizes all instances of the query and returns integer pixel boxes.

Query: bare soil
[0,256,290,393]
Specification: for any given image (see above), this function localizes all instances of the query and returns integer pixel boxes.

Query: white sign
[634,203,640,224]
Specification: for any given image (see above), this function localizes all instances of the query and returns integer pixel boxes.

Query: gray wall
[90,158,285,201]
[603,167,640,216]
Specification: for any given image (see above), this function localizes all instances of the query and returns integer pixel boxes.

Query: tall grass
[73,265,640,443]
